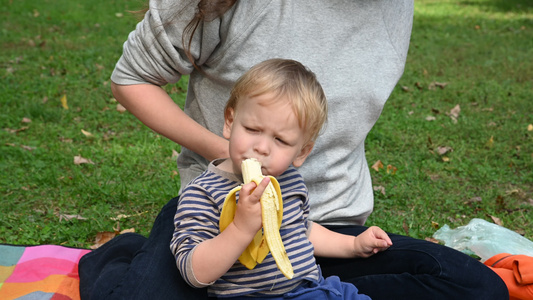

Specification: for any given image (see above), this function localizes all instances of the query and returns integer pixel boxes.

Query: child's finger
[240,177,270,203]
[371,226,393,246]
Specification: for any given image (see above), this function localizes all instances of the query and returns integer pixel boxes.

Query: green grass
[1,0,532,248]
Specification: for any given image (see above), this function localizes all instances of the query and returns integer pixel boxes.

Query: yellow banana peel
[219,158,294,279]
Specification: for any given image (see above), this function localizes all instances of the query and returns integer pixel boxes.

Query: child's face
[223,92,313,177]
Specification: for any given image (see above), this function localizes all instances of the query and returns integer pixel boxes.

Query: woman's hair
[137,0,236,70]
[225,59,328,144]
[182,0,236,70]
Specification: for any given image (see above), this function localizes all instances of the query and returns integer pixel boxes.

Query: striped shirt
[170,160,320,298]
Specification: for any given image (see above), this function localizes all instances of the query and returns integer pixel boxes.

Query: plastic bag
[433,218,533,262]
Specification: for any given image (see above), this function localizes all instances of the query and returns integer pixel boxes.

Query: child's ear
[222,108,234,139]
[292,142,314,168]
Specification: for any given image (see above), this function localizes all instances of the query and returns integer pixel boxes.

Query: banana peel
[219,158,294,279]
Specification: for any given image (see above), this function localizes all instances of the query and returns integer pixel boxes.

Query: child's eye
[245,127,259,133]
[276,138,289,145]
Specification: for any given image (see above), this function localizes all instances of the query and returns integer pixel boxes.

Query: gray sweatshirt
[111,0,413,225]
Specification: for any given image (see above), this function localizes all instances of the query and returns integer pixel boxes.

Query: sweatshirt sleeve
[111,0,222,86]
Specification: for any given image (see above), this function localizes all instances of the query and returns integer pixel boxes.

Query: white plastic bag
[433,218,533,262]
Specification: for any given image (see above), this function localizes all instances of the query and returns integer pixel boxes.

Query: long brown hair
[135,0,237,71]
[183,0,236,70]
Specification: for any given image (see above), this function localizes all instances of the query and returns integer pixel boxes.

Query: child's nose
[253,138,270,156]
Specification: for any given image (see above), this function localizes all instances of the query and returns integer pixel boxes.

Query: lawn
[1,0,532,248]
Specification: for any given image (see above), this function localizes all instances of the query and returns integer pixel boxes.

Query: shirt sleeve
[170,182,220,288]
[111,0,222,86]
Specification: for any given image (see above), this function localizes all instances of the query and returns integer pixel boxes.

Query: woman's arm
[309,223,392,258]
[111,82,229,162]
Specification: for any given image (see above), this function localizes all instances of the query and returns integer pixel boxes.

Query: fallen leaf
[21,145,35,151]
[58,213,87,222]
[171,149,179,160]
[120,228,135,234]
[490,215,503,226]
[5,126,29,133]
[447,104,460,123]
[81,129,94,137]
[90,231,117,249]
[441,156,450,162]
[428,81,448,90]
[485,136,494,148]
[402,86,410,92]
[74,155,95,165]
[115,12,124,17]
[425,116,436,121]
[431,221,440,229]
[116,103,127,113]
[528,124,533,131]
[402,220,410,236]
[468,197,483,203]
[425,237,440,244]
[21,117,32,123]
[386,164,397,175]
[437,146,453,156]
[110,211,148,221]
[373,185,386,196]
[449,104,461,118]
[371,160,384,172]
[60,94,68,109]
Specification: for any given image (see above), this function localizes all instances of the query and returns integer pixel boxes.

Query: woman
[79,1,508,299]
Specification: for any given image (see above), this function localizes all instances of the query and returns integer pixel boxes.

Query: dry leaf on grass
[5,126,29,133]
[373,185,386,196]
[485,136,494,149]
[425,237,441,244]
[90,228,136,249]
[74,155,94,165]
[447,104,461,123]
[57,213,87,222]
[116,104,127,113]
[386,165,397,175]
[60,94,68,109]
[490,215,503,226]
[437,146,453,156]
[402,220,410,236]
[428,81,448,90]
[81,129,94,137]
[371,160,384,172]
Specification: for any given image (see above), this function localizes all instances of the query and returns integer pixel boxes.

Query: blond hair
[225,59,327,144]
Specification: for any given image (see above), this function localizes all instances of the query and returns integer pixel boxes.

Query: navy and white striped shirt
[170,160,320,298]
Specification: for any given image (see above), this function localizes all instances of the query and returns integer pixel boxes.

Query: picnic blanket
[0,244,91,300]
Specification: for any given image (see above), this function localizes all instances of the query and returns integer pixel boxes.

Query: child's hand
[353,226,393,258]
[232,177,270,238]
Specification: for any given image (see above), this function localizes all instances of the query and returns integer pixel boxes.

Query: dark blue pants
[79,196,508,299]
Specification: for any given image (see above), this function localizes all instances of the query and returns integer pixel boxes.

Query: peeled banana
[219,158,294,279]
